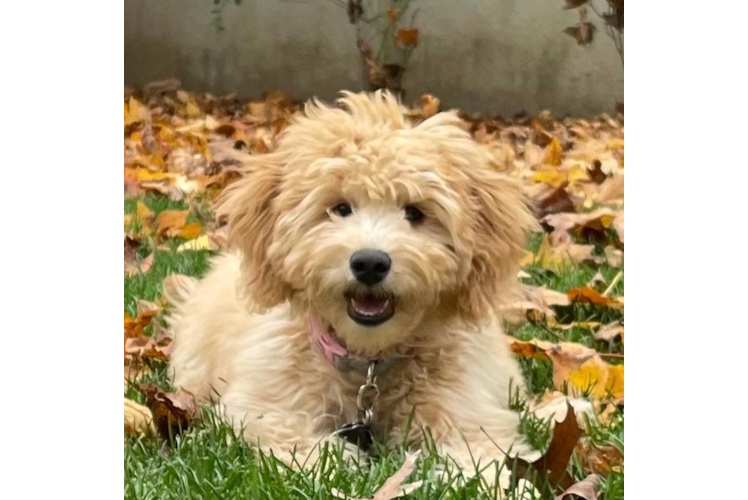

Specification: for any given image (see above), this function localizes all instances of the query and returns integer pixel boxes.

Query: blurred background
[124,0,623,115]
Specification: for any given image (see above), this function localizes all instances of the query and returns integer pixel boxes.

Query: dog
[166,91,539,484]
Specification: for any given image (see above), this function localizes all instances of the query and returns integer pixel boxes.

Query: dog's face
[219,92,536,355]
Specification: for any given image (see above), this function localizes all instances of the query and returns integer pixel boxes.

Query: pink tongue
[353,295,387,313]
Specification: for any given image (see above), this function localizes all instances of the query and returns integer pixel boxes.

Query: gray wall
[124,0,623,115]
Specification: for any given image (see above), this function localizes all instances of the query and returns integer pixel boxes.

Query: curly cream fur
[168,91,539,484]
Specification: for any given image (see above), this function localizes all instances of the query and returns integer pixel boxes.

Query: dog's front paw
[323,434,370,469]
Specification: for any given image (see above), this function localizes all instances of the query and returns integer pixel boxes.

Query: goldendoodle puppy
[166,91,538,480]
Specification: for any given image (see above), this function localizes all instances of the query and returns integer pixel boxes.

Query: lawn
[124,88,624,499]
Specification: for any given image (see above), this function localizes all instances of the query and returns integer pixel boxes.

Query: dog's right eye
[331,202,353,217]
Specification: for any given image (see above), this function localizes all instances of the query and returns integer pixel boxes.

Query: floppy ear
[458,169,538,323]
[216,152,292,311]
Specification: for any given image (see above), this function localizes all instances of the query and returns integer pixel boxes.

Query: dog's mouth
[345,291,395,326]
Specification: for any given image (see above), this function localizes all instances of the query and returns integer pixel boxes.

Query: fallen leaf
[543,209,617,245]
[372,451,421,500]
[508,339,622,399]
[155,210,189,237]
[554,474,600,500]
[125,335,173,361]
[395,28,419,47]
[567,358,624,399]
[564,22,596,46]
[137,384,197,439]
[567,287,623,308]
[574,440,623,475]
[124,310,158,340]
[177,234,218,252]
[386,6,400,23]
[534,182,579,218]
[508,401,583,494]
[543,137,563,166]
[594,322,623,343]
[501,284,570,324]
[563,0,590,9]
[177,221,202,239]
[535,235,595,270]
[125,398,155,435]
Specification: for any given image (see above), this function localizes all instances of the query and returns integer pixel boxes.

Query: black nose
[350,249,391,286]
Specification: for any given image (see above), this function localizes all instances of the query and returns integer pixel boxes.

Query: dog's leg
[219,391,367,470]
[386,397,537,494]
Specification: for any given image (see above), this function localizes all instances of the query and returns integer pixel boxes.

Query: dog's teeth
[352,297,390,316]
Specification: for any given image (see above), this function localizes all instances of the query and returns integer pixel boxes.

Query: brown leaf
[564,22,596,46]
[535,182,579,218]
[509,401,584,494]
[588,160,608,184]
[563,0,590,9]
[124,234,140,268]
[575,439,623,475]
[554,474,600,500]
[137,384,197,439]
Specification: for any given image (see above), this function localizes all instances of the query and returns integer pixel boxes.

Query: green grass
[124,195,624,499]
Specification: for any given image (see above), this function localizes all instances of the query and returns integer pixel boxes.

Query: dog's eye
[404,205,424,223]
[331,202,353,217]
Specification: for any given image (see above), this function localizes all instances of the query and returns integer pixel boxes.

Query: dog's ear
[216,151,292,311]
[458,169,538,323]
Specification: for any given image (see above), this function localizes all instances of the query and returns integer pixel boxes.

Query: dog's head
[218,91,536,355]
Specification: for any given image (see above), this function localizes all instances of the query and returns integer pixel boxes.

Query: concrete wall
[124,0,623,115]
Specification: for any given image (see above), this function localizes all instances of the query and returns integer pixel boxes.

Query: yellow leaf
[125,97,150,125]
[186,100,202,118]
[566,163,589,184]
[568,358,624,399]
[135,201,153,223]
[177,234,217,252]
[155,210,189,237]
[543,136,563,166]
[530,169,566,186]
[178,222,203,240]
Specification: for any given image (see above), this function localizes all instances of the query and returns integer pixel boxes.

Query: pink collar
[307,314,398,375]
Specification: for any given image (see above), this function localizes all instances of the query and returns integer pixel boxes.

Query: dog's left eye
[404,205,424,223]
[331,202,353,217]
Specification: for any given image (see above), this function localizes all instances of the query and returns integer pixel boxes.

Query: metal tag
[335,421,374,452]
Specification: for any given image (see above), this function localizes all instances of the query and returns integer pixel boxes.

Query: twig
[603,271,623,297]
[598,352,624,359]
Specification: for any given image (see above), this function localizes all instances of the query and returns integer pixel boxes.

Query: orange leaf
[178,222,203,240]
[567,287,623,308]
[396,28,419,47]
[155,210,189,237]
[543,137,563,166]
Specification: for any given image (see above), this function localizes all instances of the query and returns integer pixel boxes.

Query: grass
[124,195,624,499]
